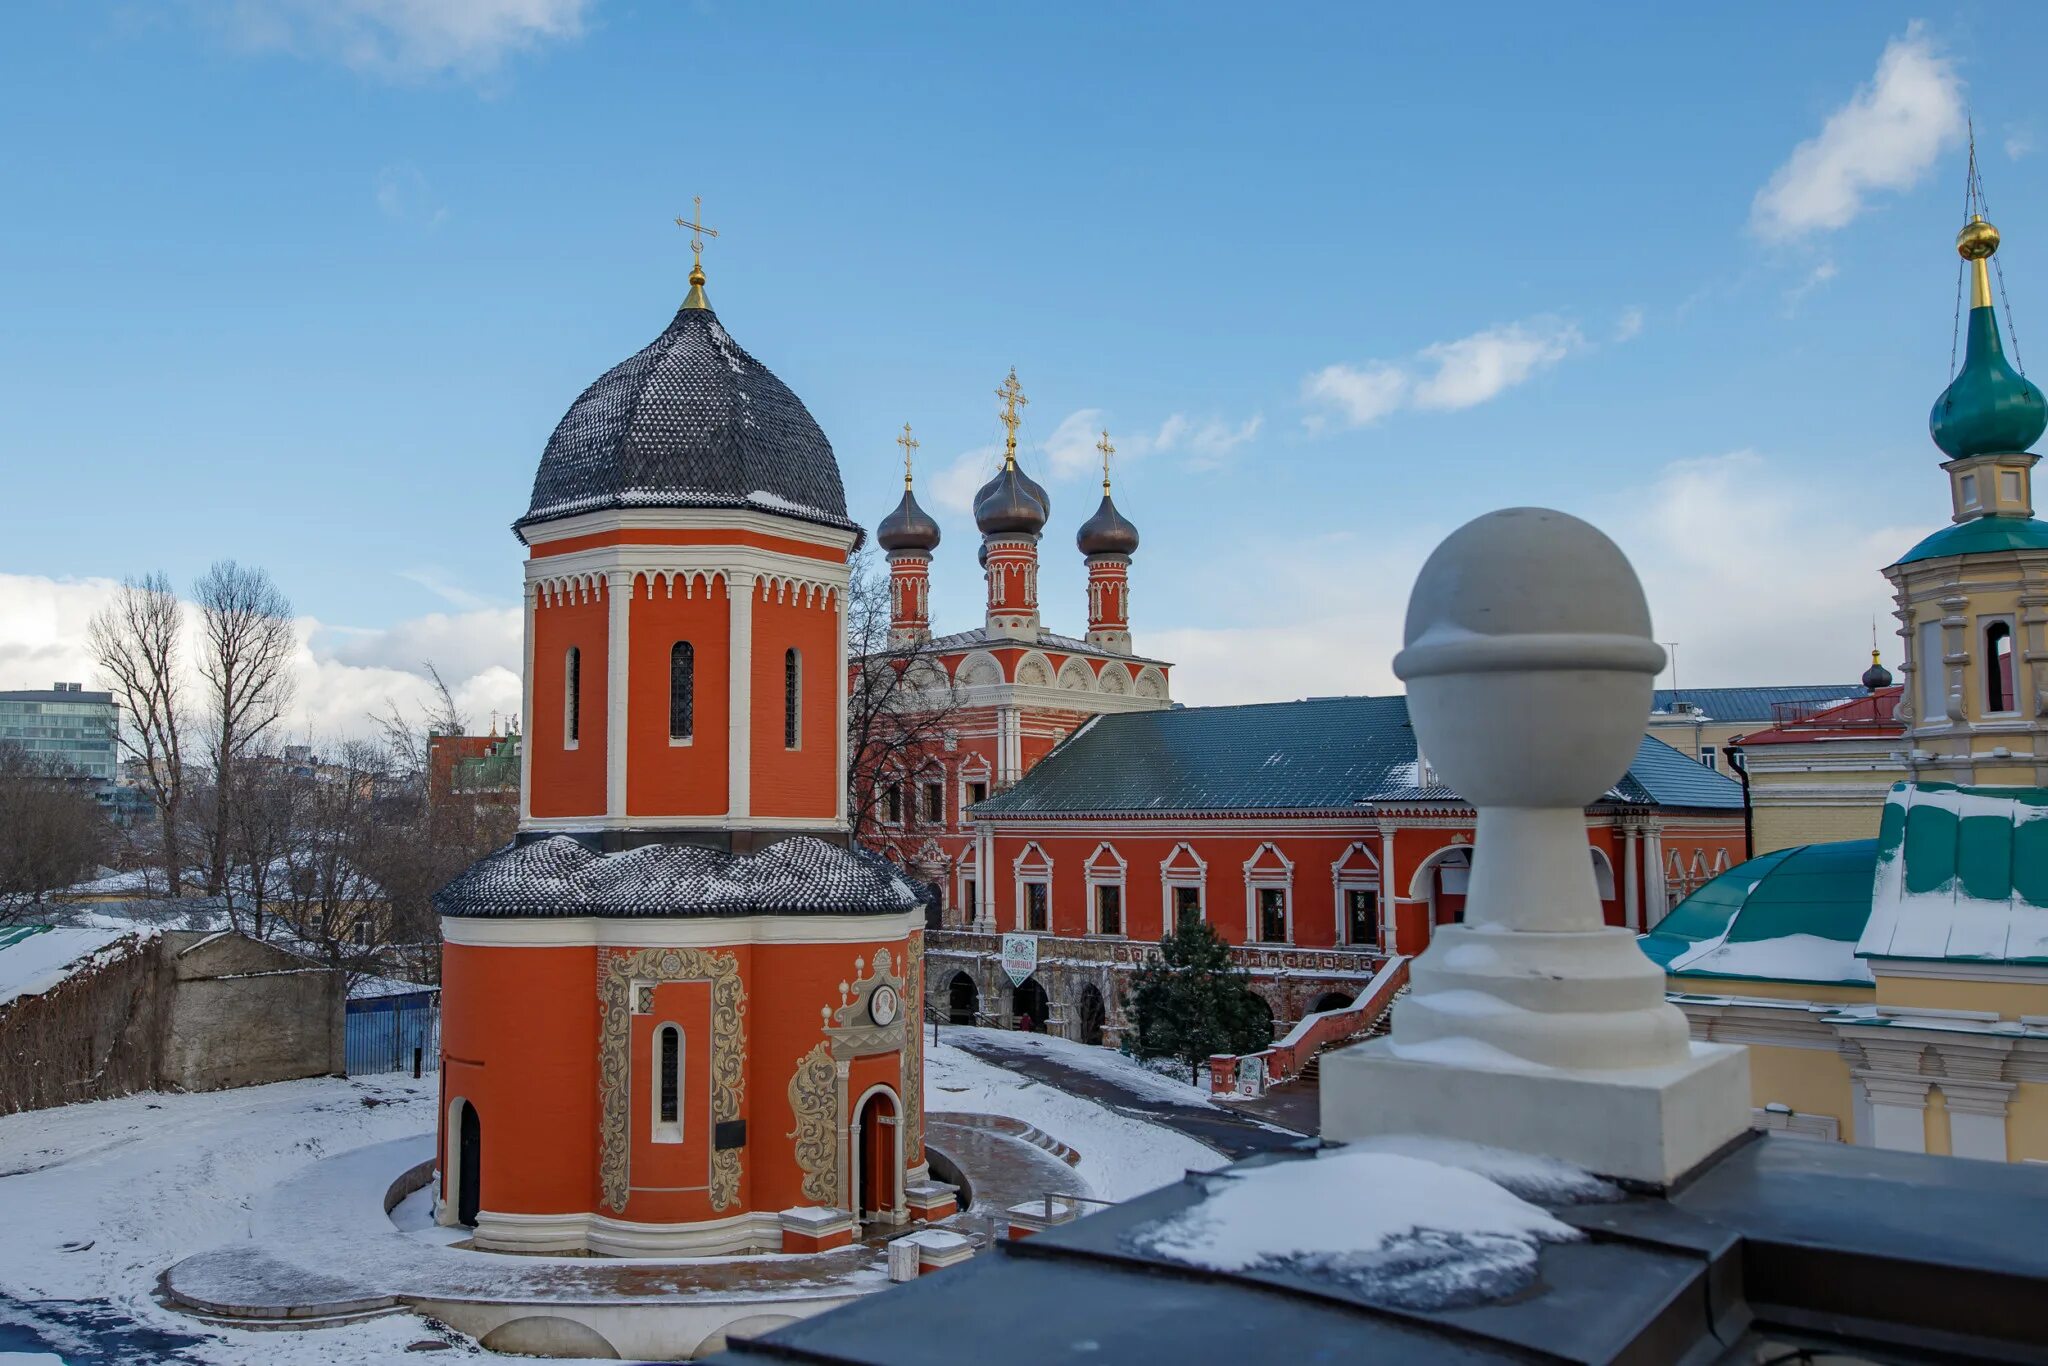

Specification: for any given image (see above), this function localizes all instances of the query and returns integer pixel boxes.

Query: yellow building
[1652,208,2048,1163]
[1732,677,1906,853]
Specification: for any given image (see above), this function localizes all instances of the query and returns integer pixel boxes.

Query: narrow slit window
[784,648,802,749]
[669,641,694,740]
[1987,621,2015,712]
[1095,884,1122,936]
[564,647,581,745]
[657,1025,681,1130]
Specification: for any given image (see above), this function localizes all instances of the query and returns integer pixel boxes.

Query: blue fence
[344,994,441,1077]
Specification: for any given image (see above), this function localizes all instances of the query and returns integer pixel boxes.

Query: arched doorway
[455,1099,481,1227]
[1311,991,1353,1015]
[947,971,980,1026]
[1011,977,1049,1032]
[1076,985,1106,1046]
[1243,991,1275,1048]
[855,1088,900,1222]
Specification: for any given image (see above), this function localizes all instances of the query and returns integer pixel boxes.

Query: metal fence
[344,996,441,1077]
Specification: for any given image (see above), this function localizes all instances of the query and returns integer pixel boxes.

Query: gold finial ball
[1958,215,2001,261]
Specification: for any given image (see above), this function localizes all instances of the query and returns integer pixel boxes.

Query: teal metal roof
[1862,782,2048,964]
[1892,515,2048,566]
[1640,840,1878,987]
[973,696,1743,817]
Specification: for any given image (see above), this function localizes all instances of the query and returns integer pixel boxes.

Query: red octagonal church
[432,254,941,1257]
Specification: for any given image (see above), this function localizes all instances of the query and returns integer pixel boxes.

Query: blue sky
[2,3,2044,733]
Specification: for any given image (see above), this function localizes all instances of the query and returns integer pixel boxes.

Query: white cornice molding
[443,908,921,948]
[529,544,852,592]
[524,507,860,553]
[1875,958,2048,985]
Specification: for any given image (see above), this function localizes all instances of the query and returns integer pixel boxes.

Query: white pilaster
[606,570,631,819]
[1862,1077,1930,1153]
[520,579,536,825]
[1642,822,1666,928]
[1377,822,1397,953]
[835,576,849,828]
[1623,824,1641,932]
[1943,1083,2013,1161]
[728,571,754,821]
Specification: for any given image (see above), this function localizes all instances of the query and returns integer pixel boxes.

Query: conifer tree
[1124,912,1273,1083]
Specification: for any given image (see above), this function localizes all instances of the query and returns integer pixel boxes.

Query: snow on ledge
[1123,1142,1591,1310]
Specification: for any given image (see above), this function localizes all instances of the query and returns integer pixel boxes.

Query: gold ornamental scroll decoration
[786,1042,838,1203]
[598,945,747,1215]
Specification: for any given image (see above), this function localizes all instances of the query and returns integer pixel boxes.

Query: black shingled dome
[877,487,942,553]
[519,303,857,538]
[1076,491,1140,557]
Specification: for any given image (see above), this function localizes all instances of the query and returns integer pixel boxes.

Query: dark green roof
[1863,782,2048,963]
[972,696,1743,817]
[1893,514,2048,567]
[1641,841,1878,987]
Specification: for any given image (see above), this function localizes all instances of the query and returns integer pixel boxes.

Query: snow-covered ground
[0,1074,482,1364]
[0,1038,1218,1362]
[926,1038,1220,1200]
[939,1026,1219,1106]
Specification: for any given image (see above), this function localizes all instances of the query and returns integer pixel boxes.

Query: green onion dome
[1931,216,2048,460]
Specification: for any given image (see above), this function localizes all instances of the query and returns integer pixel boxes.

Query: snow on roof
[1861,783,2048,964]
[1122,1139,1603,1311]
[348,975,439,1001]
[0,924,153,1009]
[55,867,157,897]
[1669,931,1874,985]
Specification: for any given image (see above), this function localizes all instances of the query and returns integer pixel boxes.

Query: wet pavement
[947,1034,1312,1160]
[0,1297,210,1365]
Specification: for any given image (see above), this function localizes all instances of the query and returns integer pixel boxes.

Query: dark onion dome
[1076,489,1140,557]
[1931,217,2048,460]
[1863,650,1893,691]
[1015,465,1051,523]
[973,462,1049,535]
[517,297,858,540]
[876,486,941,553]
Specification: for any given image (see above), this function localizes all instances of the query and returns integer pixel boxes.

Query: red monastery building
[856,402,1748,1040]
[858,376,1173,914]
[433,246,946,1257]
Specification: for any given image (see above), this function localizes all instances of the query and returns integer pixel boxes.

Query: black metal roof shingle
[971,697,1743,817]
[1649,686,1861,723]
[435,835,921,918]
[519,304,857,539]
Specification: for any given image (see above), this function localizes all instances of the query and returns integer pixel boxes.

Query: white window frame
[1330,841,1381,949]
[1982,614,2020,716]
[1084,842,1127,938]
[1014,842,1053,934]
[652,1021,684,1144]
[1244,842,1295,945]
[920,776,946,826]
[1160,841,1207,927]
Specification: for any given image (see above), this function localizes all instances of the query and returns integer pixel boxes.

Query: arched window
[784,648,802,749]
[653,1023,682,1142]
[669,641,694,740]
[1986,621,2016,712]
[564,647,581,746]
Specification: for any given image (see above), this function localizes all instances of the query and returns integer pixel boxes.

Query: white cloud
[1784,258,1840,310]
[928,443,1003,515]
[2006,129,2035,162]
[1301,317,1585,432]
[927,405,1266,512]
[1041,409,1109,480]
[1145,452,1909,708]
[0,573,522,743]
[1750,23,1963,240]
[1613,307,1645,343]
[374,164,448,227]
[204,0,594,78]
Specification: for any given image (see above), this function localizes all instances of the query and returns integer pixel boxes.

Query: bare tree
[270,739,396,991]
[844,548,963,838]
[88,572,189,896]
[376,660,468,781]
[0,744,109,923]
[194,561,296,897]
[223,746,302,941]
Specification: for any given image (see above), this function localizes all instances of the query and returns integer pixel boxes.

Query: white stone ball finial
[1321,507,1750,1186]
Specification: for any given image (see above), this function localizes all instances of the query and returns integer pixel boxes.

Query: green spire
[1930,215,2047,460]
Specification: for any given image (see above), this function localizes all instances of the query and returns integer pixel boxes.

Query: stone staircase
[1294,985,1408,1086]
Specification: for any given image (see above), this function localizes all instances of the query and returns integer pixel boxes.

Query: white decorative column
[835,576,850,827]
[1377,821,1398,952]
[519,578,537,825]
[1642,822,1667,928]
[1623,823,1641,933]
[728,571,754,823]
[606,569,632,820]
[1321,507,1750,1185]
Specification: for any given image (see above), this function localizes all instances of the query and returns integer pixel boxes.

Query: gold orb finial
[1958,213,2000,262]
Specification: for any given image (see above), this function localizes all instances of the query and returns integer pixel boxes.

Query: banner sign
[1000,933,1039,988]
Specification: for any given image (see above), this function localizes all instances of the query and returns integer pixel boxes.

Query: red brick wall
[530,588,608,818]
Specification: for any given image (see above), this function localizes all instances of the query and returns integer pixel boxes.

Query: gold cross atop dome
[897,422,920,489]
[1097,429,1116,492]
[674,195,719,308]
[995,367,1029,469]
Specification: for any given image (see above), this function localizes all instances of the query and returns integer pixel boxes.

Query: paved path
[1230,1077,1322,1137]
[947,1034,1310,1160]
